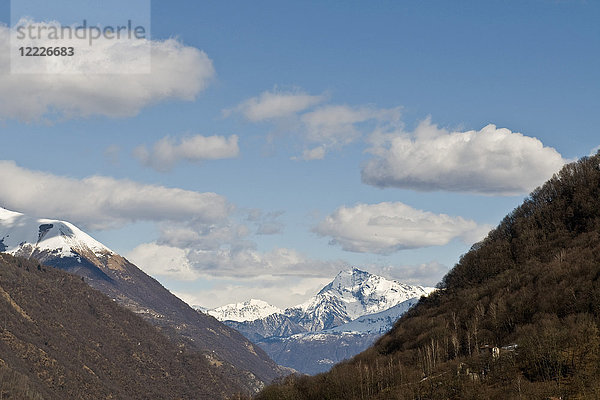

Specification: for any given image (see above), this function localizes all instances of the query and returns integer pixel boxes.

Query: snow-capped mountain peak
[312,267,434,321]
[317,267,371,295]
[285,292,349,332]
[206,299,283,322]
[0,207,113,259]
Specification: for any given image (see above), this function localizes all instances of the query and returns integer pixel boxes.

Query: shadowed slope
[0,253,235,399]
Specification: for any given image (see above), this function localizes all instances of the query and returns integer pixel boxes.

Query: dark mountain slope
[0,253,241,399]
[62,253,280,390]
[0,210,283,392]
[256,153,600,399]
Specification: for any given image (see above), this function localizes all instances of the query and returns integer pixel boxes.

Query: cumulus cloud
[134,134,240,172]
[227,88,402,159]
[301,105,401,147]
[314,202,490,254]
[125,204,452,307]
[157,220,252,251]
[0,23,214,121]
[228,89,326,121]
[124,204,345,307]
[362,119,566,195]
[0,160,230,229]
[126,243,199,281]
[127,242,345,281]
[246,209,285,235]
[297,146,326,161]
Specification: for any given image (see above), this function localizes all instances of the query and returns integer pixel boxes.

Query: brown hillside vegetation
[19,247,282,392]
[256,153,600,399]
[0,253,241,399]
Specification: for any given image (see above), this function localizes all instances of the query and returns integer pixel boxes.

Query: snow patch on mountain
[282,268,434,332]
[285,292,349,331]
[324,297,420,335]
[0,207,113,258]
[319,267,433,319]
[206,299,283,322]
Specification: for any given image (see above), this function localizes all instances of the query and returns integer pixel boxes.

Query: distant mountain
[225,313,306,343]
[254,297,423,374]
[207,299,283,322]
[257,332,376,375]
[0,253,233,399]
[0,207,284,393]
[324,297,421,335]
[207,268,434,374]
[285,268,433,331]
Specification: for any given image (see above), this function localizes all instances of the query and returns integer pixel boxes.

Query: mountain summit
[0,207,112,260]
[285,268,434,332]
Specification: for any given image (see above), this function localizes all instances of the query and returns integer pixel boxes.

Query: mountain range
[204,268,434,374]
[0,207,284,395]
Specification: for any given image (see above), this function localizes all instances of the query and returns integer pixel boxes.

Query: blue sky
[0,1,598,308]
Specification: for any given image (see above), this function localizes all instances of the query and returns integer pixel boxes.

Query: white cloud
[0,160,230,229]
[126,243,200,281]
[297,146,326,161]
[128,243,346,308]
[125,210,452,307]
[314,202,490,254]
[134,134,240,172]
[229,89,326,121]
[362,119,566,195]
[157,221,252,251]
[251,210,285,235]
[0,23,215,121]
[301,105,401,147]
[127,242,345,281]
[126,204,340,282]
[188,247,345,279]
[227,88,402,159]
[124,205,344,308]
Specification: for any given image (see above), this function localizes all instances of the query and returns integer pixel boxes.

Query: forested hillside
[257,153,600,399]
[0,253,245,399]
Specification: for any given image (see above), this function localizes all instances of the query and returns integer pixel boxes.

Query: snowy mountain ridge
[206,299,283,323]
[206,268,435,333]
[0,207,113,259]
[205,268,435,374]
[286,268,434,331]
[316,267,432,319]
[323,297,420,335]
